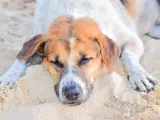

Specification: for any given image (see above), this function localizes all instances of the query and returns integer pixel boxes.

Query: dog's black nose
[62,85,81,101]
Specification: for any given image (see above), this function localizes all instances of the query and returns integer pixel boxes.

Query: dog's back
[34,0,136,38]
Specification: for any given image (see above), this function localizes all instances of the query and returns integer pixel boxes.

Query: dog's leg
[121,31,158,92]
[0,60,28,88]
[147,25,160,39]
[101,18,158,92]
[0,53,44,88]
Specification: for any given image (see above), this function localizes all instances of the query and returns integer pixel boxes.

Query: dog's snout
[58,72,92,105]
[62,84,81,101]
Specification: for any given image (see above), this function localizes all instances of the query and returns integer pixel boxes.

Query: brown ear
[98,35,120,72]
[17,34,46,61]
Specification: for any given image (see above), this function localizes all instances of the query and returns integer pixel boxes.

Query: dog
[0,0,159,105]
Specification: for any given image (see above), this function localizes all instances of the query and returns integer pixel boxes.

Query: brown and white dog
[0,0,159,105]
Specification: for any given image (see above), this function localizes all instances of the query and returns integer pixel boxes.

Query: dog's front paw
[128,69,158,93]
[0,73,19,88]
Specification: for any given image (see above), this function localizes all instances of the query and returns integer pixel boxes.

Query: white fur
[68,37,76,70]
[0,0,158,91]
[0,60,28,88]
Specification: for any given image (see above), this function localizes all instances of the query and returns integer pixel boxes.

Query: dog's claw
[128,70,158,93]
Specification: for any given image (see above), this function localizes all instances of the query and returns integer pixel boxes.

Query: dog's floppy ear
[17,34,46,61]
[97,35,120,72]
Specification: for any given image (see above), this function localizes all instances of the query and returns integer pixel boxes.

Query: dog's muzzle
[54,68,92,106]
[62,82,82,101]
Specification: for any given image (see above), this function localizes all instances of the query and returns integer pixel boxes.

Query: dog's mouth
[61,100,82,106]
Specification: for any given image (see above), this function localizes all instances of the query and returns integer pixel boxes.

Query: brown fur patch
[17,34,46,60]
[122,0,136,19]
[95,35,120,72]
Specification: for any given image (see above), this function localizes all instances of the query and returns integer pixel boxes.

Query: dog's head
[17,16,120,106]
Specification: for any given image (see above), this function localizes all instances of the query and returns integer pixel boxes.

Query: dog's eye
[51,59,64,68]
[79,57,93,65]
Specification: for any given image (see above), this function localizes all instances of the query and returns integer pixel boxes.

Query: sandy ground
[0,0,160,120]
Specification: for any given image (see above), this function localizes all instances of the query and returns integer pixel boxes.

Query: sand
[0,0,160,120]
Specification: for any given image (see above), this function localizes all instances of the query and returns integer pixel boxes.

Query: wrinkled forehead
[46,17,101,57]
[47,16,101,37]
